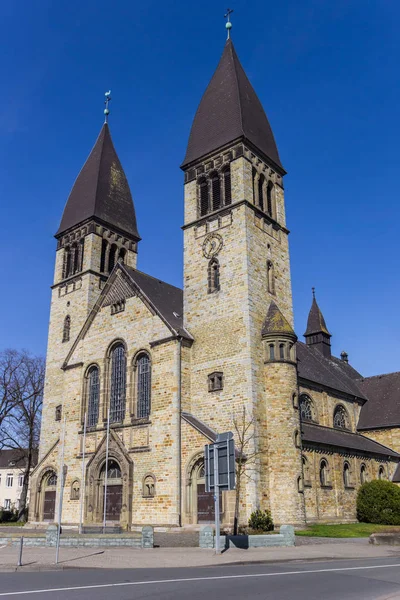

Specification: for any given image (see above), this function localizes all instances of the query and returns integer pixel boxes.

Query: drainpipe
[177,336,182,527]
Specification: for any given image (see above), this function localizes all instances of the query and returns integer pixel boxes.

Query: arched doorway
[100,459,123,521]
[43,471,57,521]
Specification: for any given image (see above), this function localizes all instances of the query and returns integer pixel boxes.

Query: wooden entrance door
[105,484,122,521]
[197,483,221,522]
[43,490,56,521]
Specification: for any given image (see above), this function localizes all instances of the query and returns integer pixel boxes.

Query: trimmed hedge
[357,480,400,525]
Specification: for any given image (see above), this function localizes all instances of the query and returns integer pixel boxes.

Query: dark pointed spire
[56,124,140,240]
[262,301,296,339]
[182,39,283,171]
[304,290,331,357]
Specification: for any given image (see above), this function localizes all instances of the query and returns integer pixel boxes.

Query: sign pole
[214,443,221,555]
[55,415,66,564]
[79,413,87,535]
[103,406,110,534]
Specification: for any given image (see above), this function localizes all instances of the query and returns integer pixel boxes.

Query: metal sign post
[205,432,235,555]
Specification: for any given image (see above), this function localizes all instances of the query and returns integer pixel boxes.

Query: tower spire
[104,90,111,124]
[224,8,233,40]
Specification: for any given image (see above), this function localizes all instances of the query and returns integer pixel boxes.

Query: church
[30,31,400,529]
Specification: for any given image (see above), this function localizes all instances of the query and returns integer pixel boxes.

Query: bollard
[17,536,23,567]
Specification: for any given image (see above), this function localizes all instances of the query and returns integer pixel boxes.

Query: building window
[343,462,351,488]
[378,465,386,480]
[223,167,231,205]
[143,474,156,498]
[18,474,24,487]
[4,499,11,510]
[211,172,221,211]
[87,366,100,428]
[137,353,151,419]
[319,459,329,487]
[267,261,275,295]
[208,371,223,392]
[55,405,62,421]
[6,474,13,488]
[110,343,126,423]
[299,394,315,423]
[269,344,275,361]
[360,464,367,484]
[333,405,350,430]
[70,480,80,500]
[199,178,209,216]
[208,258,220,293]
[62,315,71,343]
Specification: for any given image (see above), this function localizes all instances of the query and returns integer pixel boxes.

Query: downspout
[177,336,182,527]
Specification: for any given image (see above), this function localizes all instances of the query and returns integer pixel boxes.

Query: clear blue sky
[1,0,399,376]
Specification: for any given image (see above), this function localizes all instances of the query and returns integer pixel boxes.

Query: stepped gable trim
[62,264,192,369]
[301,423,399,459]
[30,439,59,477]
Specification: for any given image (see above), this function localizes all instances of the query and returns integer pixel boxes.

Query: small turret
[304,289,331,358]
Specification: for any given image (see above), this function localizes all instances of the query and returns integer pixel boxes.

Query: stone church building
[30,37,400,529]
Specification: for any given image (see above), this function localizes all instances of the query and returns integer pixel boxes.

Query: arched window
[199,178,209,216]
[137,353,151,419]
[223,167,231,205]
[319,459,329,487]
[87,366,100,427]
[333,405,350,430]
[378,465,385,480]
[108,244,118,273]
[143,474,156,497]
[100,239,108,273]
[267,181,274,216]
[267,261,275,294]
[258,174,265,210]
[360,464,367,484]
[299,394,315,423]
[279,343,285,360]
[110,344,126,423]
[118,248,126,264]
[62,315,70,343]
[343,462,351,488]
[208,258,220,293]
[211,172,220,211]
[269,344,275,360]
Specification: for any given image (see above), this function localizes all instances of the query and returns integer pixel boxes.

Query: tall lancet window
[110,344,126,423]
[223,166,231,205]
[137,353,151,418]
[62,315,71,343]
[211,172,221,211]
[208,258,220,293]
[87,366,100,427]
[199,178,209,216]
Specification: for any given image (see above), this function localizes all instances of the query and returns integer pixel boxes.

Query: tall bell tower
[181,29,305,524]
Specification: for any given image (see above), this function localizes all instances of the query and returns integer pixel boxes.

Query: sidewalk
[1,539,400,572]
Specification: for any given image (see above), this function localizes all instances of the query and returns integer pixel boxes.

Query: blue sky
[1,0,399,376]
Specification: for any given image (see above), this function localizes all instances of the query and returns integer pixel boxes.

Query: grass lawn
[296,523,400,538]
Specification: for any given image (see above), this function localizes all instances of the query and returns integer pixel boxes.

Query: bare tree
[1,351,45,521]
[232,406,266,535]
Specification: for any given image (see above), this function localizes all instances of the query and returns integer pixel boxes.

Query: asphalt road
[2,557,400,599]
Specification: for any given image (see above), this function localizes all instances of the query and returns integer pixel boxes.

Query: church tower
[182,32,305,524]
[40,108,140,460]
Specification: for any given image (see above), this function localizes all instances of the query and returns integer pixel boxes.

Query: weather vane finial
[312,287,316,299]
[224,8,233,40]
[104,90,111,124]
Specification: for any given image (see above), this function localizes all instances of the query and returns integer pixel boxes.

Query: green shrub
[248,509,274,532]
[357,480,400,525]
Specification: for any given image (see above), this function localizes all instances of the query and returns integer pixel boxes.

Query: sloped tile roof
[57,124,140,239]
[182,39,283,170]
[357,372,400,430]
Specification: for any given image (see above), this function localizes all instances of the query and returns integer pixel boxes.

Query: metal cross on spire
[104,90,111,124]
[224,8,233,40]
